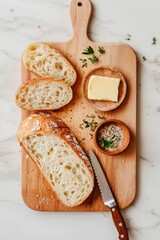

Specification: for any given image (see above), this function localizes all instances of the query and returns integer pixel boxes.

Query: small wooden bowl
[83,66,127,112]
[93,119,130,156]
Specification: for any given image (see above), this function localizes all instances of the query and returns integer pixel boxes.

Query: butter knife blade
[89,150,116,208]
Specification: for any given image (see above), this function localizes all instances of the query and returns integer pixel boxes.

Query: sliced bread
[15,78,73,110]
[17,113,94,207]
[23,43,77,86]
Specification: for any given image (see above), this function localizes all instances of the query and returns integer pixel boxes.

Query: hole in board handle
[77,2,82,7]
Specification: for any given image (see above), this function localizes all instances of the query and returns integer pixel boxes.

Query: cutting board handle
[70,0,92,41]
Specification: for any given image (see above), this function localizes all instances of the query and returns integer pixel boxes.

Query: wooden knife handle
[110,206,129,240]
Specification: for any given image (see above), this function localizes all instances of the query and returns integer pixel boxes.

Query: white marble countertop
[0,0,160,239]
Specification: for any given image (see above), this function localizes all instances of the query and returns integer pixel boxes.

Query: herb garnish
[90,133,93,139]
[152,37,157,45]
[82,119,98,132]
[88,55,99,63]
[82,46,99,63]
[98,115,106,120]
[83,120,90,128]
[143,56,147,62]
[79,114,107,137]
[125,34,131,41]
[81,45,106,67]
[80,58,87,68]
[99,135,117,149]
[98,46,105,54]
[82,46,94,55]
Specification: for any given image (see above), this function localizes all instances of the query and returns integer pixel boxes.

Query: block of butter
[88,75,120,102]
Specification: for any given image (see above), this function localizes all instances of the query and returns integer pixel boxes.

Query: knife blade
[89,150,129,240]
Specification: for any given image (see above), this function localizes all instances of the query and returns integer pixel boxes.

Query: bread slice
[15,78,73,110]
[17,113,94,207]
[23,43,77,86]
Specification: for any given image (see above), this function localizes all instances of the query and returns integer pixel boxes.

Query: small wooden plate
[83,66,127,111]
[93,119,130,156]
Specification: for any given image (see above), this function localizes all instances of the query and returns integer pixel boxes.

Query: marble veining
[0,0,160,239]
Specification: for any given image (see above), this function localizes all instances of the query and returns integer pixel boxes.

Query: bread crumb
[51,196,55,201]
[67,52,72,58]
[36,196,45,208]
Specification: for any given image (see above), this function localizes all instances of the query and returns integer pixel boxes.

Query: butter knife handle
[111,206,129,240]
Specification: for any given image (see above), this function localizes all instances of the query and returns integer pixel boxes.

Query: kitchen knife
[89,150,129,240]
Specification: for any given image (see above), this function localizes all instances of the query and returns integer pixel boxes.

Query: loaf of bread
[23,43,77,86]
[17,113,94,207]
[15,78,73,110]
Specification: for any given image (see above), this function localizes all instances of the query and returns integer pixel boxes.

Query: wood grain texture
[21,0,137,211]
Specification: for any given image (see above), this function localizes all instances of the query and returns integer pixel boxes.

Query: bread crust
[17,112,94,207]
[15,77,73,110]
[22,42,77,86]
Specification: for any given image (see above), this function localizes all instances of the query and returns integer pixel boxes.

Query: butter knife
[89,150,129,240]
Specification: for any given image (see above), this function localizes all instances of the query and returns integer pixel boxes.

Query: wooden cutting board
[21,0,137,211]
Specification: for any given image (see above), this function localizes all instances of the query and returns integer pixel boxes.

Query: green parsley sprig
[143,56,147,62]
[152,37,157,45]
[82,46,94,55]
[82,46,98,64]
[79,58,87,68]
[98,46,105,54]
[98,115,106,120]
[80,45,106,67]
[88,55,99,63]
